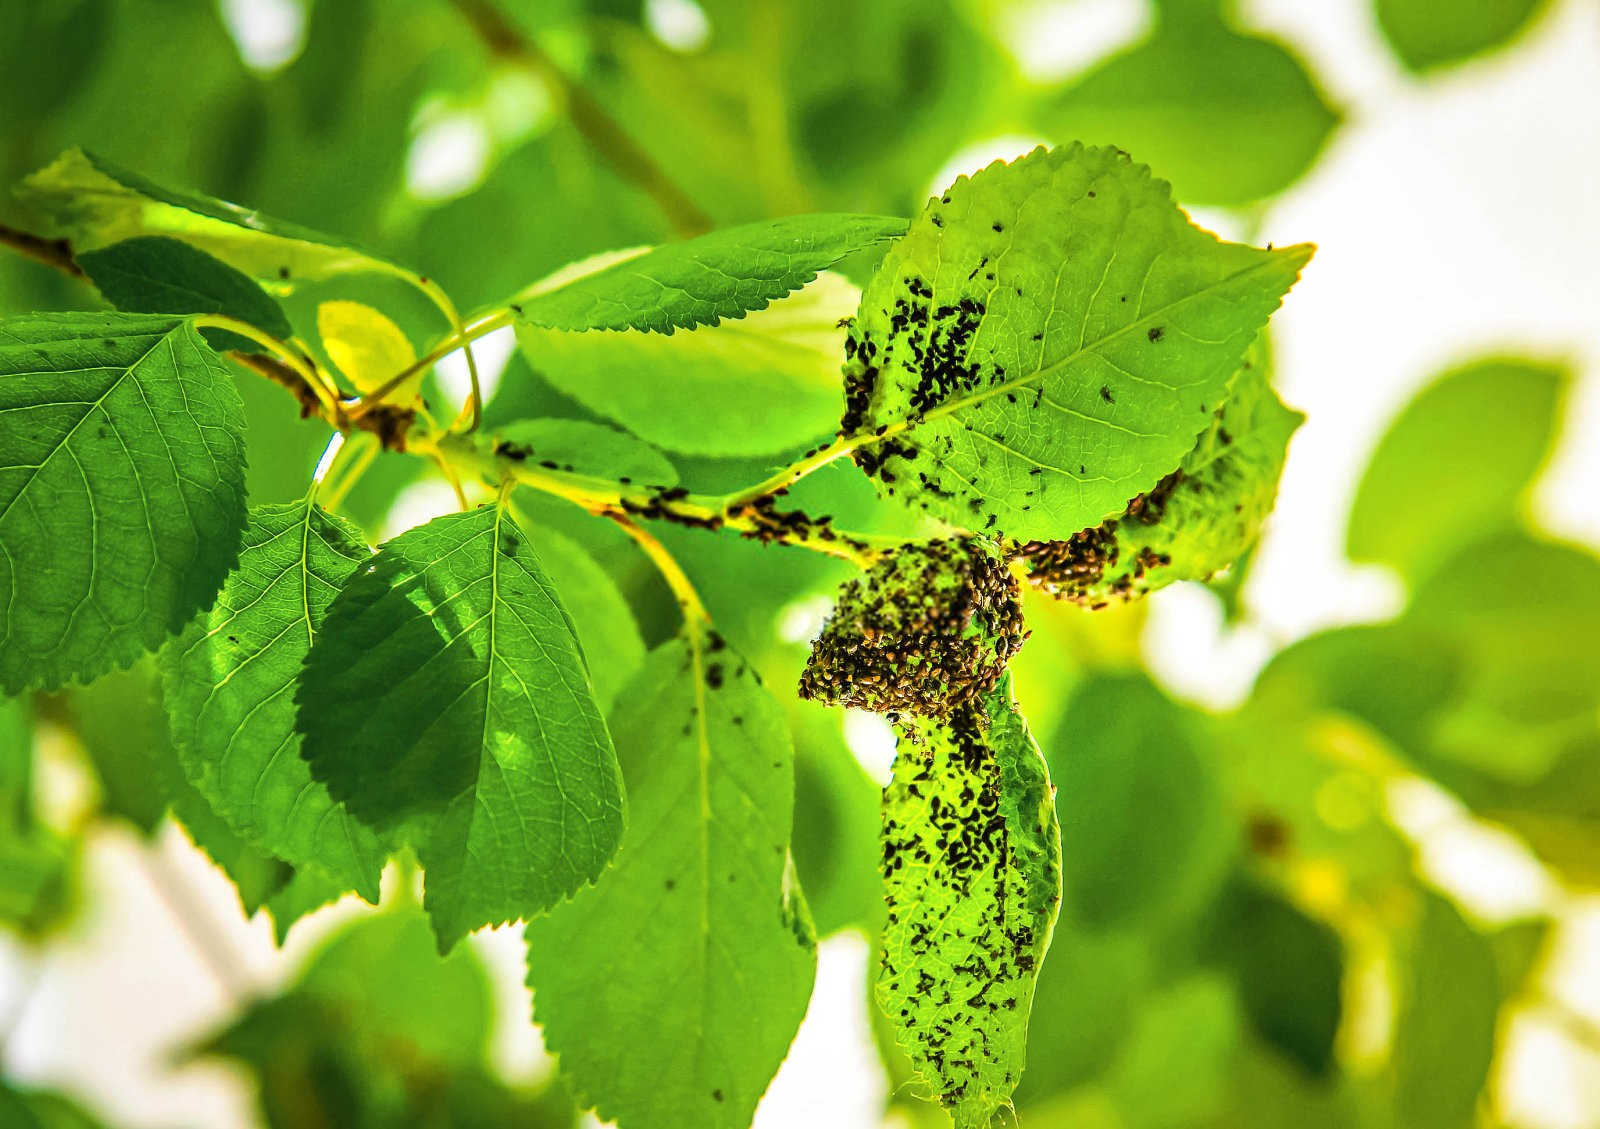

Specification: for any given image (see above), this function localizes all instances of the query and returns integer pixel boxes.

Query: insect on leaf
[878,675,1062,1128]
[840,143,1310,542]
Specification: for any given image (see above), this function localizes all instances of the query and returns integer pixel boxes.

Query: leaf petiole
[192,313,344,417]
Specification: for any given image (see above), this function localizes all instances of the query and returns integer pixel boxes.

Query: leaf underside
[296,503,624,951]
[161,500,386,901]
[511,212,906,334]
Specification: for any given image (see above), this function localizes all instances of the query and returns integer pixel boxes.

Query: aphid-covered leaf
[161,501,386,901]
[508,213,906,334]
[1017,343,1302,606]
[799,536,1026,718]
[514,271,858,456]
[297,503,624,951]
[878,676,1061,1128]
[526,636,815,1129]
[0,312,247,693]
[840,143,1310,542]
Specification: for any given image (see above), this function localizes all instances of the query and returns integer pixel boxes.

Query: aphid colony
[798,536,1027,717]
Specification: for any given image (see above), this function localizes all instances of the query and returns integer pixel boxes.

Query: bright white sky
[2,1,1598,1126]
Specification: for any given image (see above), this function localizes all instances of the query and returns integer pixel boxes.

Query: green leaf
[878,677,1062,1127]
[1201,877,1343,1079]
[161,501,386,902]
[1374,0,1550,71]
[494,418,678,487]
[840,143,1311,541]
[0,312,248,693]
[1015,924,1155,1106]
[60,660,175,834]
[1019,343,1301,605]
[788,700,885,937]
[58,657,298,922]
[1102,973,1242,1128]
[1047,673,1231,930]
[514,272,858,456]
[296,906,494,1069]
[262,865,346,945]
[0,0,109,125]
[525,636,816,1129]
[191,905,557,1129]
[297,503,624,950]
[16,148,398,282]
[1037,5,1339,206]
[516,523,645,712]
[509,214,907,333]
[0,1082,106,1129]
[76,236,293,354]
[0,696,74,934]
[1393,893,1500,1129]
[1347,357,1567,584]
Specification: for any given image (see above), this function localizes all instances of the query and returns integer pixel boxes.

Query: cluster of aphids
[798,537,1027,718]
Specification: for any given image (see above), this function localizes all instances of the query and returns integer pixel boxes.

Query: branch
[0,221,84,279]
[448,0,713,237]
[433,432,895,566]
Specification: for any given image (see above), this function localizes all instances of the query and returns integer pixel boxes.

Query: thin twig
[0,221,84,279]
[448,0,712,237]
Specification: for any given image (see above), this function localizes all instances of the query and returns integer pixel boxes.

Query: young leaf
[0,312,247,693]
[878,677,1062,1128]
[840,143,1310,542]
[525,636,816,1129]
[317,299,418,395]
[1018,346,1302,605]
[76,236,293,354]
[493,418,679,487]
[1374,0,1548,72]
[509,213,906,333]
[161,501,387,902]
[1347,357,1567,584]
[296,503,624,950]
[17,148,396,282]
[513,272,859,456]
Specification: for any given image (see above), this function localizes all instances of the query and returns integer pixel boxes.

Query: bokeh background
[2,0,1599,1126]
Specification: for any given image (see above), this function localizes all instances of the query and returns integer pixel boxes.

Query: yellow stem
[192,314,341,417]
[611,514,710,630]
[349,308,513,419]
[321,435,380,511]
[406,272,485,434]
